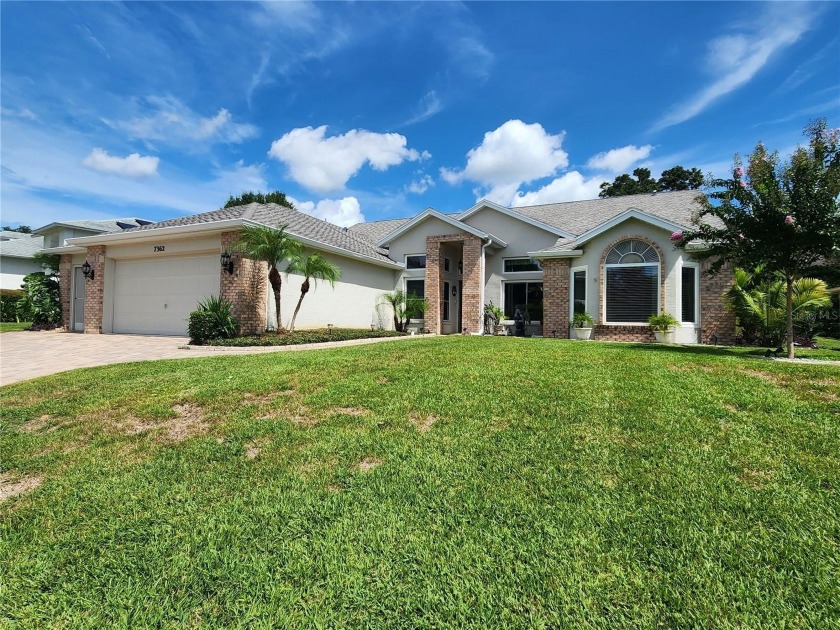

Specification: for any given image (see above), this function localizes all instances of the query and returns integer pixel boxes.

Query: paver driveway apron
[0,331,419,386]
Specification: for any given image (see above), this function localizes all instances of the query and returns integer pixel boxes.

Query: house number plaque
[154,245,165,252]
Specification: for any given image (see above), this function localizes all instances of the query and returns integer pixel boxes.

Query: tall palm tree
[286,251,341,332]
[236,224,301,331]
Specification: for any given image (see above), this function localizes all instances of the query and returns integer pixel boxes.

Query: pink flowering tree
[673,119,840,358]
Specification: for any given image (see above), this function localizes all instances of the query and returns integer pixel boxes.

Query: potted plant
[570,311,594,340]
[483,302,507,335]
[648,312,680,343]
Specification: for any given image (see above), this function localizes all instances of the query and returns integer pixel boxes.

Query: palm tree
[380,289,427,332]
[286,251,341,332]
[236,225,301,331]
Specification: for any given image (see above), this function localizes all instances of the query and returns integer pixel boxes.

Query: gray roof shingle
[124,203,394,263]
[509,190,706,237]
[0,234,45,259]
[35,218,152,234]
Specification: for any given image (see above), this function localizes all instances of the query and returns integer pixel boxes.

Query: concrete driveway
[0,330,419,386]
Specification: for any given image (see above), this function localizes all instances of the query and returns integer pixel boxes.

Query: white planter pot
[653,329,676,343]
[570,327,593,340]
[494,324,507,336]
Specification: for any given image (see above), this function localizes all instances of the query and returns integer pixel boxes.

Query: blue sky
[2,1,838,229]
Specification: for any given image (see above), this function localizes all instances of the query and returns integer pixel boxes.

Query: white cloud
[269,126,429,194]
[511,172,604,207]
[586,144,653,173]
[440,120,569,194]
[108,96,259,146]
[405,90,443,126]
[289,196,364,228]
[82,148,159,178]
[652,4,814,131]
[407,174,434,194]
[1,107,39,121]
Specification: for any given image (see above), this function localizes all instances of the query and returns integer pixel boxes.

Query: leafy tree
[18,272,61,327]
[381,289,428,332]
[33,252,61,277]
[286,251,341,332]
[225,191,295,208]
[673,119,840,358]
[658,166,704,192]
[1,225,32,233]
[599,167,658,198]
[235,225,302,331]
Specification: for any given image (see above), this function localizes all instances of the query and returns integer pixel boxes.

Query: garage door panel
[112,255,220,335]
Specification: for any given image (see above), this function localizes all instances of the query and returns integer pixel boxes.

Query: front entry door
[72,266,86,332]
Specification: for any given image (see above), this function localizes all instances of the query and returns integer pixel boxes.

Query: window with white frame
[405,254,426,269]
[681,264,699,324]
[571,266,587,315]
[605,239,659,323]
[405,279,425,319]
[504,258,542,273]
[503,282,543,319]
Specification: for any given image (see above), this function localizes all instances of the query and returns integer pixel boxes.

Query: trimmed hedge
[203,328,406,346]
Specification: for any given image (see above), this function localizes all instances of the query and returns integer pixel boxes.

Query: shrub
[18,273,61,327]
[571,312,594,328]
[206,328,405,346]
[188,296,238,344]
[0,289,25,323]
[648,313,680,332]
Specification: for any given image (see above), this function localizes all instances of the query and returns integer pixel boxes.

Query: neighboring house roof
[0,234,45,259]
[121,203,396,265]
[34,218,153,235]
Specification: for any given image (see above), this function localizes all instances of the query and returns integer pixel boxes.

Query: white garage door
[112,255,220,335]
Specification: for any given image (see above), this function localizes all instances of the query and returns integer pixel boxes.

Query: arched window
[604,239,660,323]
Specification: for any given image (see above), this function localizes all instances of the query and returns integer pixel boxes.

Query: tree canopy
[672,119,840,357]
[2,225,32,233]
[224,191,295,209]
[599,165,704,198]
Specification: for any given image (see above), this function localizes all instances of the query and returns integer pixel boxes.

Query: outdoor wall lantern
[458,260,463,274]
[451,285,457,297]
[81,260,94,280]
[220,250,234,274]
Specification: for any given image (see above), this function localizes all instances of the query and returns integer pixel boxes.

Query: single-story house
[0,219,154,292]
[45,190,735,342]
[0,231,45,290]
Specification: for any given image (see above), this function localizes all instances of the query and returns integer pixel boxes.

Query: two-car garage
[111,254,219,336]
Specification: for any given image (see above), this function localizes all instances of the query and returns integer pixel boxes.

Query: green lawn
[1,338,838,627]
[0,322,31,333]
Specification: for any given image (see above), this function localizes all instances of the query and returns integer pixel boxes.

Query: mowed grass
[1,337,838,628]
[0,322,31,333]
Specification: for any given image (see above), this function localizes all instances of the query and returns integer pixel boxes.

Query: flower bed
[202,328,406,347]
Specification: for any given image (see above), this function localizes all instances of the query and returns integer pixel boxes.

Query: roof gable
[458,199,575,239]
[572,208,683,246]
[376,208,489,247]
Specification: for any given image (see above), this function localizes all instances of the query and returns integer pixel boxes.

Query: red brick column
[59,254,73,331]
[220,231,267,335]
[425,234,483,334]
[700,260,736,344]
[424,238,442,334]
[541,258,571,338]
[83,245,105,334]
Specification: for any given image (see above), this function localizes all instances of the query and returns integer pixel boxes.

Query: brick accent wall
[83,245,105,334]
[593,325,655,343]
[220,231,267,335]
[424,234,482,334]
[59,254,73,332]
[541,258,571,338]
[700,260,736,344]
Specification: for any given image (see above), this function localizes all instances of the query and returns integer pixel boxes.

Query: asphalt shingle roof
[125,203,394,263]
[509,190,705,237]
[35,218,152,234]
[0,234,45,258]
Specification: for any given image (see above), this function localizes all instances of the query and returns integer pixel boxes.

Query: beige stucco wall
[0,256,42,290]
[270,252,398,330]
[462,208,558,321]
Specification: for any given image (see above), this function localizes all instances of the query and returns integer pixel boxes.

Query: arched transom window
[605,239,660,323]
